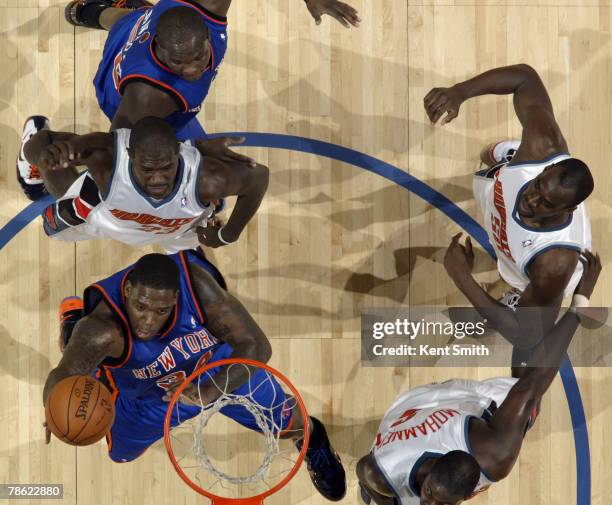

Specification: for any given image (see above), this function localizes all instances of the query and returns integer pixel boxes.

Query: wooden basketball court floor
[1,0,612,503]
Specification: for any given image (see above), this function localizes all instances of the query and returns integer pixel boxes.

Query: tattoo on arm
[43,314,122,404]
[190,262,272,396]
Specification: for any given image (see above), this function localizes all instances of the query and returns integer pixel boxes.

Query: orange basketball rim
[163,358,310,505]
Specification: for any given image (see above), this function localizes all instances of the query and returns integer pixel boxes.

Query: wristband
[571,294,590,308]
[217,227,233,245]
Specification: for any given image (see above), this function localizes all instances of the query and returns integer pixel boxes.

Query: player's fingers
[441,108,459,125]
[224,136,246,146]
[581,250,595,267]
[450,232,463,244]
[424,88,440,107]
[44,146,62,169]
[465,236,473,255]
[223,149,256,166]
[431,104,449,125]
[307,6,323,25]
[54,141,69,159]
[329,8,350,28]
[336,3,361,25]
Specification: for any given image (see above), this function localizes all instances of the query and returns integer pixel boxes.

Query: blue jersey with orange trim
[93,0,228,132]
[84,250,226,401]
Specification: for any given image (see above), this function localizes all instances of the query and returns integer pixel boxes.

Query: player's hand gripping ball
[44,376,115,446]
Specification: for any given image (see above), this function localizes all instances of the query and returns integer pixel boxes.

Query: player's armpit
[111,81,180,131]
[42,309,124,405]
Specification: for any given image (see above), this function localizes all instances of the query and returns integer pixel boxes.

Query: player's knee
[108,452,138,463]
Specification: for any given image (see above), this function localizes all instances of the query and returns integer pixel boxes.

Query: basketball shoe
[480,140,521,167]
[16,115,50,201]
[59,296,84,352]
[295,417,346,501]
[65,0,152,30]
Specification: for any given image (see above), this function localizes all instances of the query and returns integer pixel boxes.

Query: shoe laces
[305,444,340,479]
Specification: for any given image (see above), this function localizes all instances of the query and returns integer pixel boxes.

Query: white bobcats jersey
[473,153,591,296]
[371,378,518,505]
[86,129,214,250]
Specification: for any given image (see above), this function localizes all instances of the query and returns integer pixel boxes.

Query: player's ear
[124,280,132,299]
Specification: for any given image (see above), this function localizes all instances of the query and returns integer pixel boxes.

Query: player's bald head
[157,7,209,49]
[128,118,180,199]
[129,116,179,156]
[155,7,211,81]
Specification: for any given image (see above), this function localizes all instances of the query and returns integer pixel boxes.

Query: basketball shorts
[106,347,294,463]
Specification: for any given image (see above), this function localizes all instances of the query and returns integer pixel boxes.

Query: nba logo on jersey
[522,239,533,247]
[190,316,197,328]
[181,197,187,207]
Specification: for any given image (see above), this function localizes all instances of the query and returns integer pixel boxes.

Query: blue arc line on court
[0,195,53,251]
[0,132,589,505]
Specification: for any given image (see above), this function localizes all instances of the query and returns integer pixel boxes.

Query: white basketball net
[169,362,304,494]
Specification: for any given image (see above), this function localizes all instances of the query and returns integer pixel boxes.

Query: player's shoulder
[356,454,394,497]
[528,246,580,280]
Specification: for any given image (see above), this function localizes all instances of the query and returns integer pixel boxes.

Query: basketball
[44,376,115,446]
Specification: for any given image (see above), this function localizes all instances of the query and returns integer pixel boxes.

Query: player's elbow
[251,163,270,192]
[514,63,539,80]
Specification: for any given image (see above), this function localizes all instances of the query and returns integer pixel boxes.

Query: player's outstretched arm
[43,305,124,405]
[176,263,272,403]
[470,252,601,480]
[196,0,360,27]
[444,233,584,348]
[111,82,180,131]
[425,64,568,160]
[195,151,270,248]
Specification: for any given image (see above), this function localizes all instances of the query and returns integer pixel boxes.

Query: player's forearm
[43,368,67,405]
[453,64,536,102]
[524,310,581,395]
[221,165,269,242]
[451,273,544,347]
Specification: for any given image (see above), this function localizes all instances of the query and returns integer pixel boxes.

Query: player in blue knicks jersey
[76,0,359,139]
[42,251,347,501]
